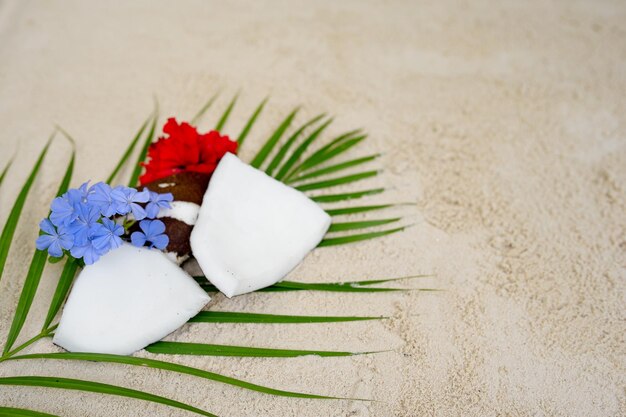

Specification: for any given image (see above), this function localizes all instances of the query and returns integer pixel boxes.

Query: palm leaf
[145,341,377,357]
[250,108,299,169]
[273,118,332,181]
[289,154,379,183]
[286,132,366,180]
[325,204,394,217]
[190,91,220,125]
[6,352,338,400]
[106,113,151,184]
[237,97,267,146]
[0,134,54,283]
[295,170,379,192]
[41,259,79,331]
[192,275,426,293]
[318,226,407,247]
[0,407,58,417]
[265,113,325,176]
[189,311,383,323]
[0,155,14,188]
[215,93,238,132]
[3,134,75,355]
[328,218,400,233]
[128,105,158,187]
[0,376,216,417]
[310,188,384,203]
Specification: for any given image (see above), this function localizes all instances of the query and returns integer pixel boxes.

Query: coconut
[190,153,331,297]
[53,243,210,355]
[141,171,210,263]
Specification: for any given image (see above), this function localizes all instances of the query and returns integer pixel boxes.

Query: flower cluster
[36,182,173,265]
[139,118,237,185]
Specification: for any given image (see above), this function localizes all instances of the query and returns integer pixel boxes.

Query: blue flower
[90,218,124,252]
[67,203,101,246]
[70,241,105,265]
[49,195,77,227]
[145,191,173,219]
[131,219,169,250]
[111,186,150,220]
[87,182,117,217]
[36,218,74,257]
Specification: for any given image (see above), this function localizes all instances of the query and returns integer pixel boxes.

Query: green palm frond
[145,341,381,357]
[265,113,325,176]
[41,259,79,331]
[328,218,401,232]
[325,204,394,216]
[250,108,299,168]
[289,154,380,183]
[3,131,75,355]
[309,188,385,203]
[106,113,152,184]
[295,170,379,192]
[319,225,409,247]
[237,97,267,146]
[0,407,59,417]
[0,134,54,283]
[128,103,158,187]
[193,274,432,293]
[5,352,337,400]
[190,91,220,125]
[189,311,384,323]
[0,154,14,188]
[0,376,216,417]
[273,117,333,181]
[215,93,238,131]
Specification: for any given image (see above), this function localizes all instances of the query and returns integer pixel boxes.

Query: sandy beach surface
[0,1,624,416]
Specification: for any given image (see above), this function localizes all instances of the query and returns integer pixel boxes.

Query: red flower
[139,118,237,185]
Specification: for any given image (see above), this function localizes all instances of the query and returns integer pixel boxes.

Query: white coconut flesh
[53,243,210,355]
[190,153,331,297]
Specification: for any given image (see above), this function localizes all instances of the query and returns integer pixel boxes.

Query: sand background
[0,0,624,416]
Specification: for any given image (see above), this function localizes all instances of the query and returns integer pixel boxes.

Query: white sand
[0,1,624,416]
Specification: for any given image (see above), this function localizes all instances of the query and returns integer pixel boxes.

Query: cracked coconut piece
[190,153,331,297]
[53,243,210,355]
[141,171,211,264]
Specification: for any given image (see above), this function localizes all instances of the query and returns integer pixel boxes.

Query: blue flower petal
[151,234,169,250]
[39,218,56,235]
[47,240,64,258]
[36,234,55,251]
[130,231,147,247]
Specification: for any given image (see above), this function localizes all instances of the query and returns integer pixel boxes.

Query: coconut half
[53,243,210,355]
[190,153,331,297]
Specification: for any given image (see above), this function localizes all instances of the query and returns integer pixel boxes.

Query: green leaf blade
[0,376,216,417]
[215,93,238,132]
[0,135,53,283]
[309,188,385,203]
[128,105,158,187]
[0,407,59,417]
[328,218,401,233]
[191,91,220,125]
[265,113,325,176]
[318,226,407,247]
[295,170,379,192]
[274,118,332,181]
[288,132,366,178]
[237,97,267,147]
[106,114,151,184]
[289,154,380,183]
[250,108,299,169]
[0,155,14,188]
[41,259,79,331]
[7,352,339,400]
[3,139,75,354]
[145,341,358,357]
[325,204,394,217]
[189,311,383,323]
